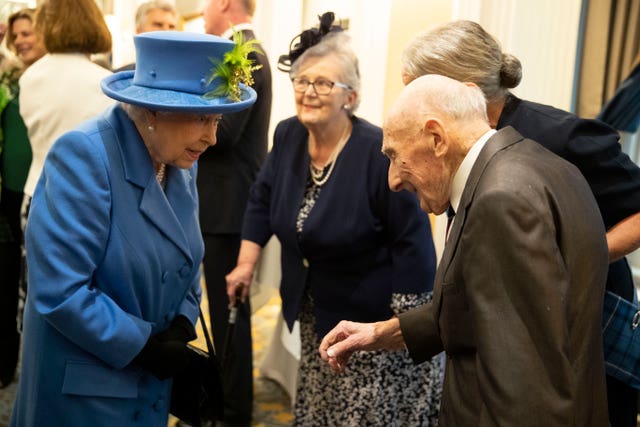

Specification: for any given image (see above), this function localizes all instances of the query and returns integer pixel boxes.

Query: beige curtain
[576,0,640,118]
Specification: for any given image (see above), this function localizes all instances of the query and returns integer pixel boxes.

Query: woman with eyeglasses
[225,13,443,426]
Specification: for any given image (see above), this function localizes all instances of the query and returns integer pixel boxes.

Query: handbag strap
[198,307,216,356]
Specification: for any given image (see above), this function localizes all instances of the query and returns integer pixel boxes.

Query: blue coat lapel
[105,107,194,261]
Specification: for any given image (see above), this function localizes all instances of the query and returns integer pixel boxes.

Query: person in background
[198,1,272,425]
[10,30,257,426]
[320,74,610,426]
[113,0,179,72]
[399,20,640,426]
[0,7,46,389]
[226,14,442,426]
[19,0,113,219]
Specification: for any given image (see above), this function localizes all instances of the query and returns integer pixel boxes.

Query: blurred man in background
[198,1,272,426]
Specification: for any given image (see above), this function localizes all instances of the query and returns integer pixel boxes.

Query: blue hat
[101,31,257,114]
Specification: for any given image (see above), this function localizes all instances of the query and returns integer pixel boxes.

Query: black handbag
[170,308,224,426]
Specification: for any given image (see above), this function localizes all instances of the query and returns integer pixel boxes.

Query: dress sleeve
[25,131,152,369]
[398,302,443,363]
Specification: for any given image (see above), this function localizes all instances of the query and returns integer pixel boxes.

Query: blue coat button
[179,265,190,278]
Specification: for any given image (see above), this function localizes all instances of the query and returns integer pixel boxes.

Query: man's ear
[219,0,231,12]
[424,118,448,157]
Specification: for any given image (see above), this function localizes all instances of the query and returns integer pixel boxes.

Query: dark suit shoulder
[482,137,582,190]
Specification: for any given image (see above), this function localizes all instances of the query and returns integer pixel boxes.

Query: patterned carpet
[0,293,293,427]
[2,294,639,426]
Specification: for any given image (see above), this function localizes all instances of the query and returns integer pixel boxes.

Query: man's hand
[319,317,405,373]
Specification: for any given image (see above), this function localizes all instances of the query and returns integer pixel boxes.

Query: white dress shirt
[434,129,497,260]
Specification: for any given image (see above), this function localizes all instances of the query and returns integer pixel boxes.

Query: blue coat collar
[101,105,198,260]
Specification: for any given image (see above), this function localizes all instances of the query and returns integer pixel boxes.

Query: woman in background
[19,0,113,212]
[226,13,443,426]
[0,7,46,388]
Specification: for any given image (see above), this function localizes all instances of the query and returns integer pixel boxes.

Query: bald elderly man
[320,75,609,426]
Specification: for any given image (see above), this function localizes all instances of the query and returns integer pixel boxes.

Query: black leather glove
[155,315,197,344]
[134,335,190,380]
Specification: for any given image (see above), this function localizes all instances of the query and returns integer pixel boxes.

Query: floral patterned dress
[292,173,443,426]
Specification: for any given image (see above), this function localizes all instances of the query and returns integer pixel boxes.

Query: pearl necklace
[309,124,351,187]
[156,163,166,186]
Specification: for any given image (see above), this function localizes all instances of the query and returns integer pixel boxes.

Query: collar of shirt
[449,129,497,214]
[221,23,254,39]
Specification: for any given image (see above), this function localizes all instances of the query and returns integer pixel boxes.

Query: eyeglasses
[291,77,351,95]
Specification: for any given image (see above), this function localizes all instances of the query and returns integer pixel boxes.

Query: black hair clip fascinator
[277,11,343,72]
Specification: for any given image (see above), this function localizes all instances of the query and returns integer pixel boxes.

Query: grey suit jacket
[399,127,609,426]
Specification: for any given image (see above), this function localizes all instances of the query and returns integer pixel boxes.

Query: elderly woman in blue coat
[10,31,256,426]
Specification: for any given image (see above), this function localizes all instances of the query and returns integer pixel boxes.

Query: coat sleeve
[398,301,443,363]
[25,130,152,369]
[462,189,576,425]
[563,118,640,228]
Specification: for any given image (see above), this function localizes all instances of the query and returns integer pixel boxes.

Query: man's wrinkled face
[382,118,451,215]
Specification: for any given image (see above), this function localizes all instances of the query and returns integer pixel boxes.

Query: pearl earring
[343,104,350,110]
[147,125,155,132]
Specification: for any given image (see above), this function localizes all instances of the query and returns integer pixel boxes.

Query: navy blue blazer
[243,116,436,337]
[498,94,640,300]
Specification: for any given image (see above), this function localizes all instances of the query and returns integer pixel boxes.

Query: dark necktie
[445,204,456,240]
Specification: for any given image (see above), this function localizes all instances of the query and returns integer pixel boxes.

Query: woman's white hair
[289,31,361,113]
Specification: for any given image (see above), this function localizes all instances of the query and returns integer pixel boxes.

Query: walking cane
[221,287,243,372]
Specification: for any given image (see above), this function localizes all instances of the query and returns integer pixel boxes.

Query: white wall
[454,0,583,111]
[251,0,302,148]
[107,0,584,117]
[302,0,392,126]
[107,0,150,69]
